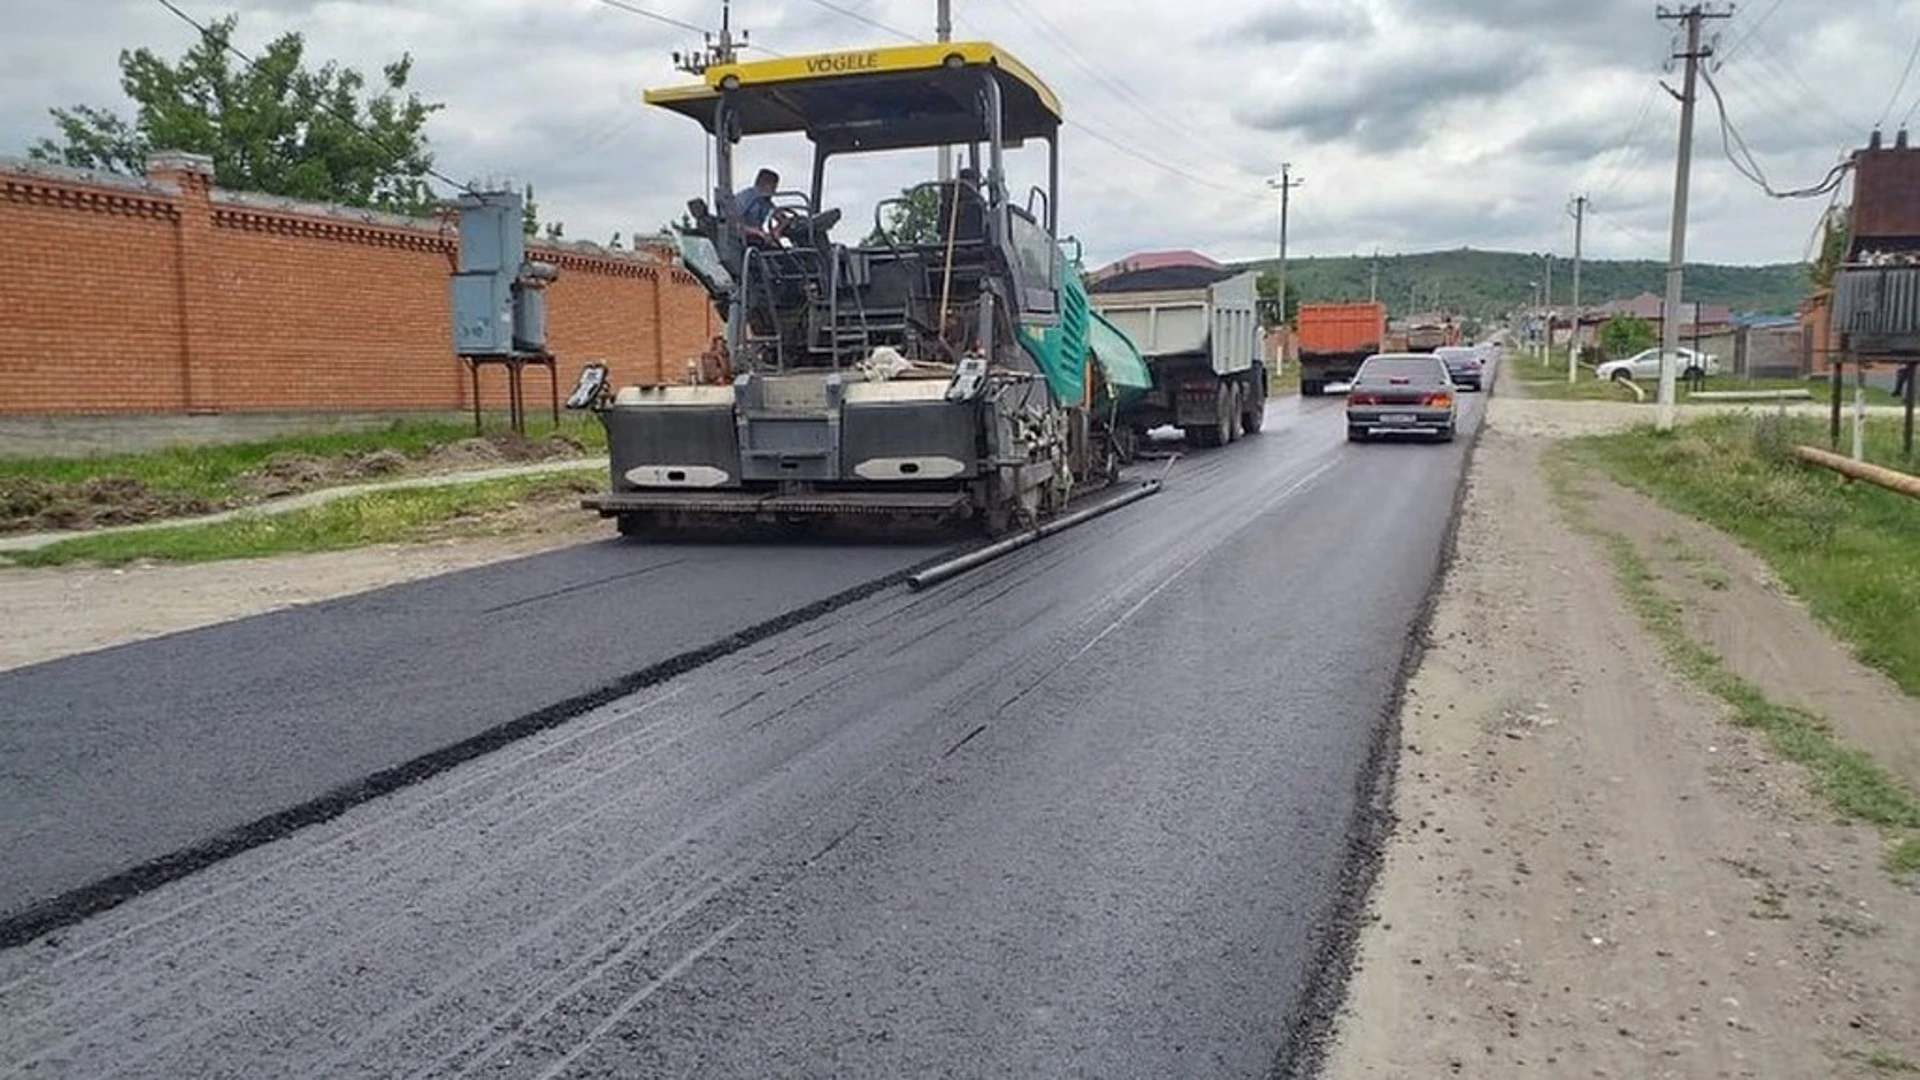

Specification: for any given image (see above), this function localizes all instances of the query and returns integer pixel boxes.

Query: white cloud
[3,0,1915,270]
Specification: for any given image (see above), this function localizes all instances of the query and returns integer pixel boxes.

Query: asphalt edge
[0,543,971,951]
[1267,381,1494,1079]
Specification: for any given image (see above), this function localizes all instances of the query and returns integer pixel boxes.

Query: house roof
[1087,249,1223,282]
[1086,263,1238,294]
[1594,291,1733,325]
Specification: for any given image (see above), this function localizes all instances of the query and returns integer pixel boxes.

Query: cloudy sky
[4,0,1914,269]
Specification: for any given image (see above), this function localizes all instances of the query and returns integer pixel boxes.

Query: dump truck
[1403,319,1462,353]
[1296,301,1388,396]
[565,40,1154,537]
[1086,264,1266,449]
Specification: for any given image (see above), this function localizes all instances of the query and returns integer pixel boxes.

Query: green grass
[1511,352,1908,406]
[4,470,603,567]
[1890,839,1920,876]
[0,416,607,504]
[1841,1048,1920,1075]
[1564,413,1920,694]
[1545,445,1920,874]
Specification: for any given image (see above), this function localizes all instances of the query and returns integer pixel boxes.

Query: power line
[786,1,1263,201]
[585,0,708,36]
[1714,0,1790,62]
[1589,83,1659,203]
[150,0,471,196]
[993,0,1232,164]
[1878,33,1920,131]
[1699,64,1853,198]
[1739,28,1860,139]
[797,0,919,42]
[1063,117,1261,197]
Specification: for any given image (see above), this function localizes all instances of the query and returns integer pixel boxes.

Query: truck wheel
[1241,376,1266,434]
[1301,380,1320,397]
[1225,385,1244,443]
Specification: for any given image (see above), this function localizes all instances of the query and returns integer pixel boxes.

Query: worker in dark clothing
[732,167,781,246]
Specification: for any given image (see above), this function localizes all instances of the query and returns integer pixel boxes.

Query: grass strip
[1562,413,1919,696]
[5,470,602,567]
[0,417,607,503]
[1544,448,1920,874]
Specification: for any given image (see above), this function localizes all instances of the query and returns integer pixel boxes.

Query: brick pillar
[146,151,219,413]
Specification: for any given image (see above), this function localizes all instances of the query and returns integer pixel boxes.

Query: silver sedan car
[1345,353,1459,442]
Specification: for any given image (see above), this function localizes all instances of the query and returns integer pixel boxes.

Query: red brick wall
[3,169,188,413]
[0,154,714,416]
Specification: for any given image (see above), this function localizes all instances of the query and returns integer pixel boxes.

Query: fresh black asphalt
[0,389,1486,1077]
[0,540,945,920]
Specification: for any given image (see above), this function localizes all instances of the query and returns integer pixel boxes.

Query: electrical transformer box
[451,189,554,355]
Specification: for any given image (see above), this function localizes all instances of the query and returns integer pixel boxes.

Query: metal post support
[1831,354,1844,448]
[1853,361,1867,463]
[1904,362,1916,460]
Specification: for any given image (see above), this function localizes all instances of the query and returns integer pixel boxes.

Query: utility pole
[1568,194,1587,384]
[1541,254,1553,358]
[1369,249,1380,303]
[936,0,953,181]
[1655,3,1730,430]
[1268,164,1303,328]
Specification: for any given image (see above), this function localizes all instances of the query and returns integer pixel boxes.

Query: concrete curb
[0,457,609,554]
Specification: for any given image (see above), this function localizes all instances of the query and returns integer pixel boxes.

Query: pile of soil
[237,448,410,499]
[0,476,220,535]
[236,432,584,499]
[420,432,587,472]
[3,432,594,536]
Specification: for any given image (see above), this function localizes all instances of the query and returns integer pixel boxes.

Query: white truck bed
[1087,270,1260,377]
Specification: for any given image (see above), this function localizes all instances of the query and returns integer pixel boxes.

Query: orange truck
[1295,301,1388,396]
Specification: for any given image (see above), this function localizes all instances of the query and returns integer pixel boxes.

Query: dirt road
[1322,412,1920,1078]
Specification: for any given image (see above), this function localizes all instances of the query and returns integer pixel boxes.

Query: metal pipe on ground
[1685,390,1813,401]
[1792,444,1920,499]
[907,480,1163,590]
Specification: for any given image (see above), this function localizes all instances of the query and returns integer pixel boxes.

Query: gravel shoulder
[1321,407,1920,1078]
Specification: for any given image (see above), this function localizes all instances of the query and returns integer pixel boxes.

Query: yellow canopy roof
[644,41,1063,151]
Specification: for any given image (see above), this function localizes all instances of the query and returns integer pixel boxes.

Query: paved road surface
[0,540,946,921]
[0,391,1485,1078]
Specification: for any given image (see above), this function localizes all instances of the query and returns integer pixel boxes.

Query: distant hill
[1232,248,1812,320]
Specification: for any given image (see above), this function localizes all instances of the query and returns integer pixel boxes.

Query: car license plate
[1383,413,1415,424]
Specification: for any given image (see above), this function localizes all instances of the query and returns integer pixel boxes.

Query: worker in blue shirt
[733,167,780,246]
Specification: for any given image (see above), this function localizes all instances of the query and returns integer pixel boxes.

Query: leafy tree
[29,13,442,215]
[866,185,942,246]
[1254,270,1299,327]
[1809,205,1849,289]
[1598,314,1657,359]
[1238,249,1809,319]
[519,183,567,241]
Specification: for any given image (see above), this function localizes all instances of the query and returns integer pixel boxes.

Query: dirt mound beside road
[240,432,587,500]
[419,431,586,473]
[0,476,219,534]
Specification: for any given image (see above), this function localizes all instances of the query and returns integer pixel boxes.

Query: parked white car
[1593,347,1719,382]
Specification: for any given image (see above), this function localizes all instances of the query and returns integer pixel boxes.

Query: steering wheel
[770,204,841,246]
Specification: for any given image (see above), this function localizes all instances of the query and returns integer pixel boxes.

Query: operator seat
[938,172,989,246]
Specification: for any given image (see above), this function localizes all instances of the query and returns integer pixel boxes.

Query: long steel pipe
[906,479,1163,590]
